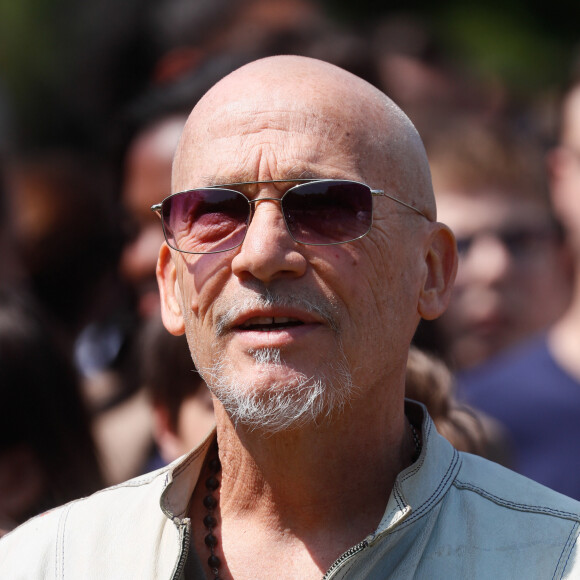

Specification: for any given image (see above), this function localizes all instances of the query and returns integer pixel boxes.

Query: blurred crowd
[2,0,580,535]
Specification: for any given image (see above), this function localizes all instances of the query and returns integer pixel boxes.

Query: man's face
[162,98,430,429]
[436,190,566,369]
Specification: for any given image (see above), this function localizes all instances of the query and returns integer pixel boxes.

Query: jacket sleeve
[0,504,66,579]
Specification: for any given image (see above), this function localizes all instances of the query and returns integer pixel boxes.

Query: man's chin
[199,346,356,433]
[207,375,354,434]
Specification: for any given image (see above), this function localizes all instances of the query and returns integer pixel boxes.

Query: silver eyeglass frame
[151,178,430,255]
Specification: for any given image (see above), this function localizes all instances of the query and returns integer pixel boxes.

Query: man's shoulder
[455,451,580,523]
[429,452,580,577]
[0,464,175,576]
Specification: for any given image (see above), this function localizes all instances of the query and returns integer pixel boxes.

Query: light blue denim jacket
[1,401,580,579]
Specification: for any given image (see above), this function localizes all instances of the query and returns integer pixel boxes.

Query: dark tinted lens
[282,181,373,244]
[162,188,249,253]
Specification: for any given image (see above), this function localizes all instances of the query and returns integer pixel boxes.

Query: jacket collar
[160,426,216,521]
[371,400,461,540]
[159,400,461,536]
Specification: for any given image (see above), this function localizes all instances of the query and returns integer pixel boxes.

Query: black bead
[206,475,220,491]
[208,554,222,569]
[209,457,221,473]
[203,494,218,510]
[203,514,217,529]
[205,533,218,548]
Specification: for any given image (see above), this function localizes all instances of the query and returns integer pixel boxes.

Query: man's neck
[189,395,416,578]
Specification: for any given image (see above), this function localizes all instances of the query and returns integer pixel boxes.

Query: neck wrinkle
[211,395,412,535]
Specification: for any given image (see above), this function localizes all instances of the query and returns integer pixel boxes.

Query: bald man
[2,56,580,579]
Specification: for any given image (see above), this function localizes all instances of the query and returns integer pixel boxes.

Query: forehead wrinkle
[175,115,360,190]
[204,105,350,153]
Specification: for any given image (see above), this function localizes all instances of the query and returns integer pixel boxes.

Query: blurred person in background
[93,104,193,485]
[370,14,506,140]
[6,151,122,342]
[405,346,512,467]
[90,109,188,485]
[141,314,214,469]
[453,81,580,499]
[548,76,580,373]
[3,150,144,486]
[119,114,187,321]
[89,107,189,485]
[415,120,572,371]
[144,0,327,85]
[0,287,104,537]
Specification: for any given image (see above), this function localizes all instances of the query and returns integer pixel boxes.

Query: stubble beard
[193,290,358,434]
[200,346,356,433]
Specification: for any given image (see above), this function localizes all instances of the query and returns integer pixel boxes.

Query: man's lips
[213,292,340,339]
[238,316,305,331]
[224,308,322,334]
[229,312,320,349]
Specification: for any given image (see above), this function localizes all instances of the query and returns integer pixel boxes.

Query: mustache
[214,288,340,337]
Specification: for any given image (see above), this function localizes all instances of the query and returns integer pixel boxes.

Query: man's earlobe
[157,243,186,335]
[418,224,458,320]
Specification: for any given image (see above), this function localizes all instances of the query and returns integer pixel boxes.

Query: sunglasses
[151,179,428,255]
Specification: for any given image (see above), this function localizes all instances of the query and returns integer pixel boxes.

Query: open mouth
[238,317,305,331]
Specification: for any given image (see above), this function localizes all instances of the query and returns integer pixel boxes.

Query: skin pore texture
[156,55,456,579]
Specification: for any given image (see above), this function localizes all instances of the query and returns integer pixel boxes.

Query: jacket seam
[453,480,580,522]
[392,483,405,512]
[387,449,461,534]
[553,522,579,579]
[56,503,73,580]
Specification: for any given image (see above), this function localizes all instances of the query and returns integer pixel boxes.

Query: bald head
[173,55,435,219]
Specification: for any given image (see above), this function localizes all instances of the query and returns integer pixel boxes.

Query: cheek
[178,254,233,315]
[316,242,412,343]
[176,256,234,363]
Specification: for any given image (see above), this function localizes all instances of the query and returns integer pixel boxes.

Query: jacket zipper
[170,519,191,580]
[322,539,369,580]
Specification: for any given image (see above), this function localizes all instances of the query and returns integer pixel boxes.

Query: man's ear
[157,243,186,335]
[418,223,458,320]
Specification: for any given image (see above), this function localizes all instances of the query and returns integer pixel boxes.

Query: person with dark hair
[0,287,104,537]
[6,151,122,337]
[417,120,572,370]
[141,314,214,468]
[2,55,580,579]
[456,76,580,501]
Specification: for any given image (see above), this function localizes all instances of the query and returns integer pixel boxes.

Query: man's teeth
[240,317,301,329]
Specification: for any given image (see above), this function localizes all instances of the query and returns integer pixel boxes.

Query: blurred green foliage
[0,0,579,148]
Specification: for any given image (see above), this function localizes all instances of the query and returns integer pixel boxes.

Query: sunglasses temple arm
[372,191,429,220]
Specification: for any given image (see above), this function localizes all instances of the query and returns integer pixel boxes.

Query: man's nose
[230,198,307,284]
